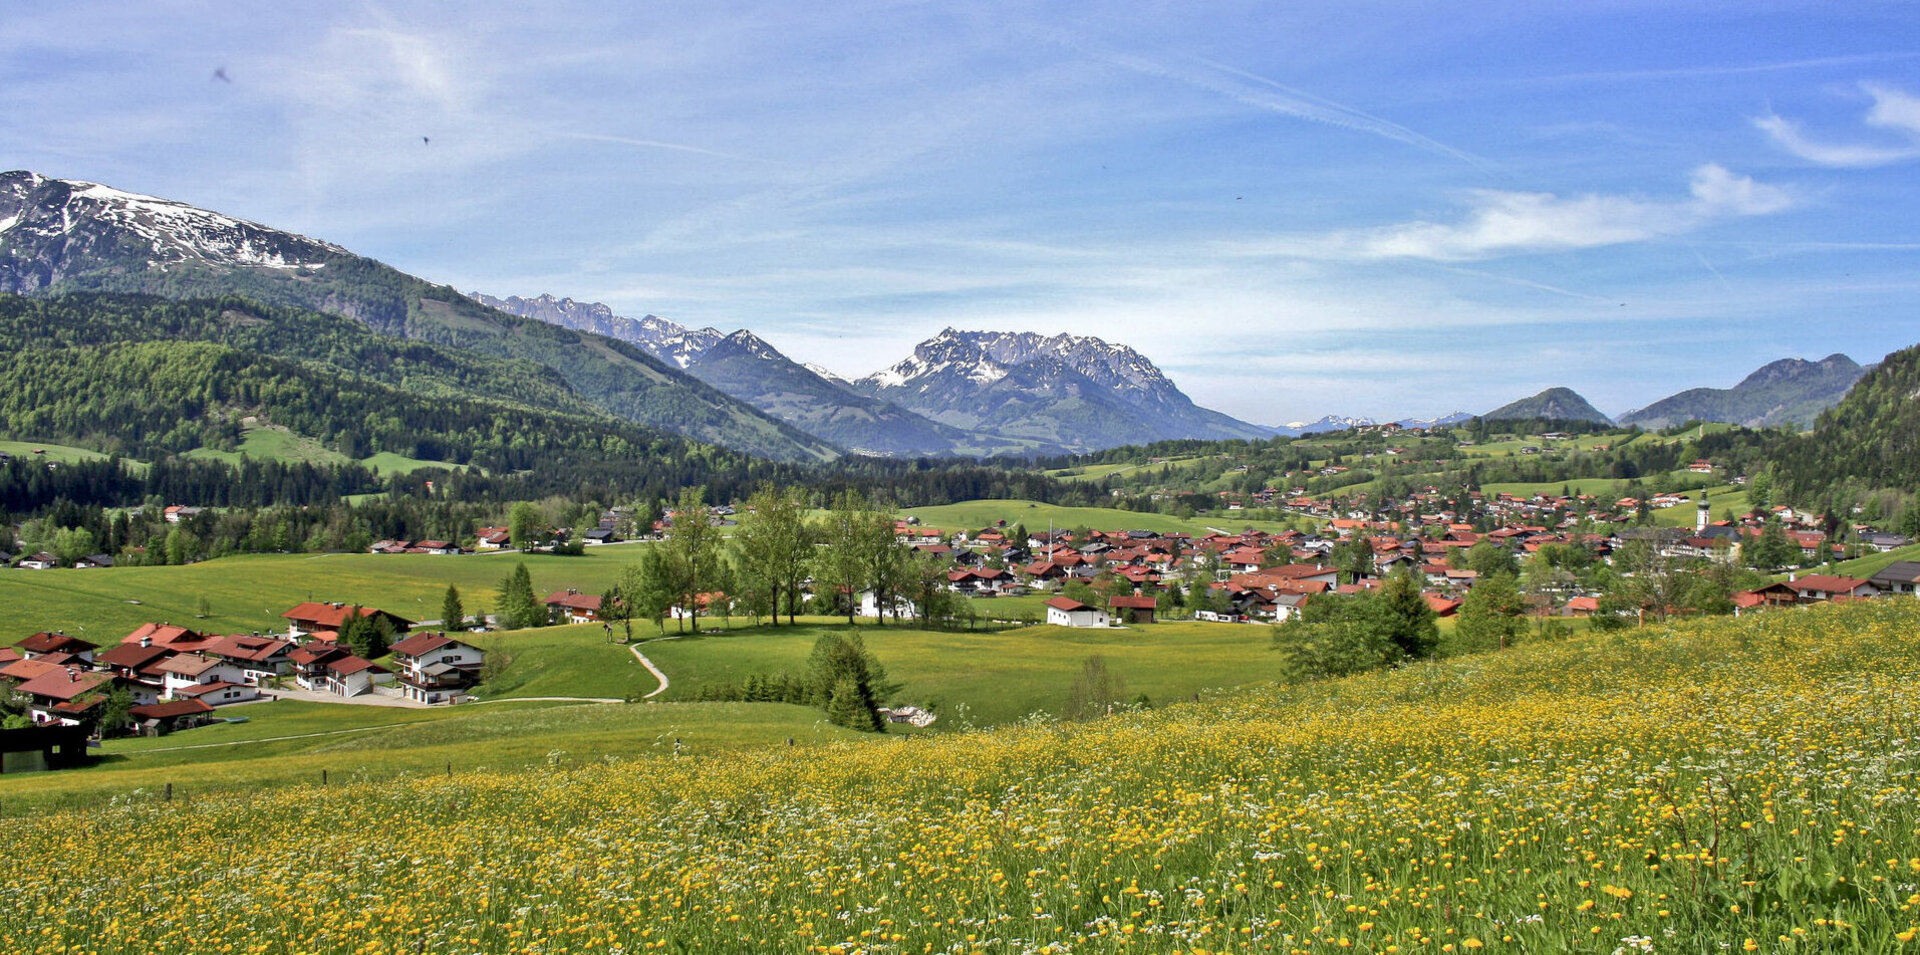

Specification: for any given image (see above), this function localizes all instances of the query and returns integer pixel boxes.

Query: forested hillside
[1769,342,1920,506]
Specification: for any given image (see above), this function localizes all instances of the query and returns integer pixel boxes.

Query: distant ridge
[1619,354,1865,430]
[1482,387,1613,425]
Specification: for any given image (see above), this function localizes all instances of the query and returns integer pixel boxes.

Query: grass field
[0,438,113,464]
[900,499,1302,536]
[0,698,854,814]
[6,596,1916,952]
[0,545,656,638]
[178,424,461,476]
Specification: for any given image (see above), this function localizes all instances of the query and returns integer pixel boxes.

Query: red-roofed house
[128,697,217,735]
[1044,597,1108,629]
[1788,575,1876,602]
[544,589,604,625]
[14,632,98,662]
[280,602,414,640]
[14,667,115,725]
[389,633,485,704]
[157,654,248,700]
[1109,594,1157,625]
[204,634,294,681]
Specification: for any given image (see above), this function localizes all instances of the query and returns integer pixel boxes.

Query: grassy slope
[0,699,851,813]
[0,546,655,638]
[5,599,1916,952]
[637,619,1280,726]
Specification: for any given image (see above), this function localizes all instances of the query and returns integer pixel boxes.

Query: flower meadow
[6,600,1920,954]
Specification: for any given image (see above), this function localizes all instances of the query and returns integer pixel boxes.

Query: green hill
[1481,386,1613,425]
[1620,353,1864,429]
[1768,341,1920,503]
[3,597,1914,951]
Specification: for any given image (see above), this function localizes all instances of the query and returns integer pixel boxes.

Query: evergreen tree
[807,632,891,732]
[1453,571,1526,652]
[441,585,465,632]
[1379,568,1440,659]
[498,562,541,630]
[338,606,374,658]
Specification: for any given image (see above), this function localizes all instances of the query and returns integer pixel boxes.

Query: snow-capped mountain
[467,292,724,369]
[854,328,1273,451]
[0,171,346,290]
[1395,411,1475,430]
[0,170,842,462]
[1270,415,1376,437]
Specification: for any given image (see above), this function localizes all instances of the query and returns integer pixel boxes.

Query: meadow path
[629,643,670,699]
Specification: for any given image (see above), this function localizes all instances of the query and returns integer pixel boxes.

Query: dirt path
[629,644,670,699]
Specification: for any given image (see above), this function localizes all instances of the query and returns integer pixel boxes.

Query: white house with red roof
[156,653,249,701]
[543,589,604,625]
[1044,597,1109,628]
[388,632,485,704]
[280,602,414,640]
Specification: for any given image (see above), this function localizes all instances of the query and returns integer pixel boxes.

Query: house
[14,632,98,662]
[156,653,249,700]
[162,505,203,524]
[122,623,213,652]
[857,591,917,619]
[127,698,216,736]
[280,602,414,640]
[544,589,604,625]
[1044,597,1109,628]
[203,634,294,682]
[315,654,393,698]
[669,592,730,620]
[473,526,512,550]
[13,667,115,725]
[1109,594,1157,624]
[1868,561,1920,596]
[93,642,173,701]
[1788,574,1876,602]
[388,633,485,704]
[172,680,259,706]
[1733,581,1800,610]
[72,553,114,569]
[17,553,57,570]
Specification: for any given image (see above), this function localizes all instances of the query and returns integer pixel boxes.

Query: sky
[5,2,1920,426]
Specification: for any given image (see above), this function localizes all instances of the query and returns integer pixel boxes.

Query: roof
[1869,560,1920,583]
[288,644,349,666]
[130,698,215,720]
[390,632,467,658]
[543,590,603,612]
[15,632,99,655]
[122,623,207,649]
[1108,595,1157,609]
[96,643,173,671]
[1044,597,1092,612]
[156,653,226,677]
[0,658,65,682]
[280,602,413,629]
[204,634,292,662]
[14,668,113,701]
[327,656,388,675]
[1791,574,1870,593]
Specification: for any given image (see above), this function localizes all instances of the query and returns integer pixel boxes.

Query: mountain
[465,292,724,370]
[1767,346,1911,503]
[1396,410,1475,430]
[1481,387,1613,425]
[0,292,801,497]
[853,329,1274,452]
[0,171,839,462]
[1618,354,1865,430]
[1270,415,1376,437]
[472,294,1025,457]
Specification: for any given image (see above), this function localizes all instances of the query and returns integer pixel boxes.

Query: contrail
[564,132,784,166]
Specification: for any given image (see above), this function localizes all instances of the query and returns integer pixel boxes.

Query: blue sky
[5,2,1919,425]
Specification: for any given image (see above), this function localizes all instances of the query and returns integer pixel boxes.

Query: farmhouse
[14,632,98,662]
[1108,594,1156,624]
[1044,597,1109,628]
[388,633,485,704]
[280,602,414,640]
[544,589,604,624]
[1787,574,1876,602]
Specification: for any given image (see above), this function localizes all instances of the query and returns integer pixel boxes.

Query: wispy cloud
[1757,83,1920,167]
[1232,165,1791,262]
[1030,27,1488,171]
[562,132,786,166]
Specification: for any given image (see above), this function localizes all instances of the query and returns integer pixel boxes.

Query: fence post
[322,769,328,786]
[164,782,172,802]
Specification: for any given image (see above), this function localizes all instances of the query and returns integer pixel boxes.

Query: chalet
[122,623,217,654]
[93,642,172,701]
[1423,594,1462,617]
[415,539,463,555]
[1869,561,1920,597]
[388,632,485,704]
[1044,597,1109,628]
[474,526,512,550]
[858,591,917,619]
[172,680,259,706]
[1109,594,1157,625]
[280,602,414,640]
[157,654,249,700]
[162,506,203,524]
[14,632,98,662]
[316,654,393,698]
[72,554,114,569]
[669,592,730,620]
[17,553,57,570]
[128,698,216,736]
[13,667,114,725]
[544,589,604,625]
[1563,596,1600,617]
[203,634,295,682]
[1860,531,1912,552]
[1733,581,1800,610]
[1788,574,1876,602]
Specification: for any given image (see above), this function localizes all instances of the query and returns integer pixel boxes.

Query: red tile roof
[130,698,216,720]
[389,632,456,658]
[15,632,99,655]
[14,668,112,701]
[1045,597,1092,612]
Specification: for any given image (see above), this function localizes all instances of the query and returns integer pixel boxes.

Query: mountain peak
[1482,387,1613,425]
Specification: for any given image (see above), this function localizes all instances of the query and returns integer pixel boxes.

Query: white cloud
[1757,83,1920,167]
[1236,165,1791,262]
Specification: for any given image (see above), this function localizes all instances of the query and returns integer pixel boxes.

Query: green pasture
[0,545,656,639]
[636,618,1281,727]
[0,438,113,465]
[0,698,852,814]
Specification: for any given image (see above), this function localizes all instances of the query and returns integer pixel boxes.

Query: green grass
[637,619,1282,727]
[1796,541,1920,581]
[0,438,113,464]
[180,424,461,475]
[0,545,658,639]
[899,499,1298,536]
[0,698,853,814]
